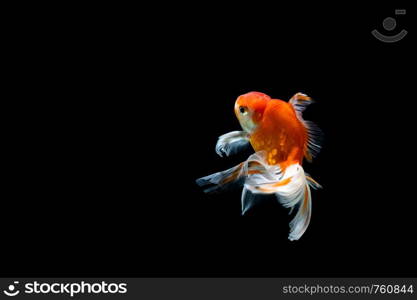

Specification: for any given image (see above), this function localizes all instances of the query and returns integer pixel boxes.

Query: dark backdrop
[3,4,415,277]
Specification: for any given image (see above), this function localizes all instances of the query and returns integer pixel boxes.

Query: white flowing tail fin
[197,151,321,241]
[275,164,319,241]
[245,162,320,241]
[195,162,244,193]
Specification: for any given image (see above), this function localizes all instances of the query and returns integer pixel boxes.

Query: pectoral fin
[215,131,250,157]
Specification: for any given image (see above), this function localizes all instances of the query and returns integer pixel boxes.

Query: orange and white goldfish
[196,92,323,241]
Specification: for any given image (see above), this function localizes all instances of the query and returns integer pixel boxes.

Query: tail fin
[196,163,244,193]
[196,152,277,214]
[246,162,320,241]
[195,151,273,194]
[275,164,319,241]
[196,153,321,240]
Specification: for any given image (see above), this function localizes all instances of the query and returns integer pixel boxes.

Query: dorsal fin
[289,93,323,162]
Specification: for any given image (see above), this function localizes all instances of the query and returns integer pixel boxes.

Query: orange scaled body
[235,92,309,172]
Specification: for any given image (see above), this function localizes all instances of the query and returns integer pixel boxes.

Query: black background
[3,4,415,277]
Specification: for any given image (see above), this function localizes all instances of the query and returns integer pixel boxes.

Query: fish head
[235,91,270,133]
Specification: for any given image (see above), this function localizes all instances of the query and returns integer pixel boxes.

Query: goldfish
[196,92,323,241]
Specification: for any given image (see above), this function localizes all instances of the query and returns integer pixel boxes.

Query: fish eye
[239,106,247,114]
